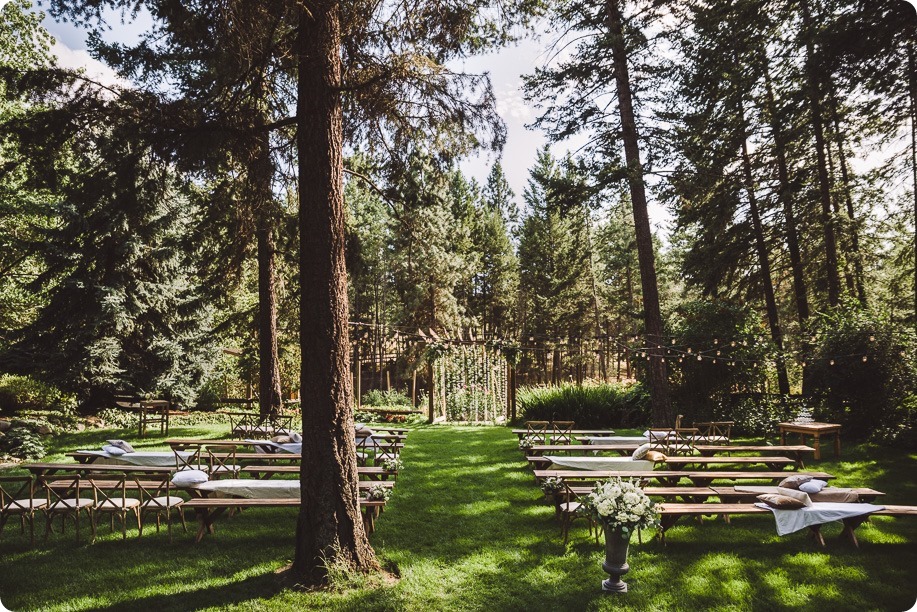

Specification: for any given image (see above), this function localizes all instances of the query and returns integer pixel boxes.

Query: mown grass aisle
[1,424,915,610]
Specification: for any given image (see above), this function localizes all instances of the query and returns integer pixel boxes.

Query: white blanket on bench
[187,479,299,499]
[545,456,654,471]
[77,450,193,467]
[754,501,884,535]
[243,440,302,454]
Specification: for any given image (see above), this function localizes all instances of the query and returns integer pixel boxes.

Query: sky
[31,6,674,234]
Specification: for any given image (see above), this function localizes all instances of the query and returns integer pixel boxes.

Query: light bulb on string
[862,356,868,362]
[678,357,683,363]
[716,350,721,356]
[696,355,702,361]
[869,335,875,342]
[730,341,736,347]
[713,338,719,345]
[687,347,692,353]
[830,359,835,366]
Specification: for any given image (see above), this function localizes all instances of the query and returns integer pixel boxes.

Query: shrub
[717,394,825,438]
[807,303,917,444]
[97,408,139,429]
[0,427,46,460]
[361,389,413,407]
[0,375,75,414]
[516,382,650,428]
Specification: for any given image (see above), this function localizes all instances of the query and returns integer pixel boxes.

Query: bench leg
[807,525,826,547]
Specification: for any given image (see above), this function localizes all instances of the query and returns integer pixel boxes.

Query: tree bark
[605,0,670,425]
[801,0,841,307]
[256,215,283,420]
[762,62,810,325]
[250,101,283,421]
[738,105,790,394]
[908,40,917,329]
[827,92,867,305]
[293,1,379,584]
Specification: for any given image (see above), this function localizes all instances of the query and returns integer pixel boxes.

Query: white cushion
[102,445,127,456]
[799,479,828,494]
[776,486,813,507]
[143,496,185,508]
[171,469,209,487]
[631,442,652,460]
[290,432,302,443]
[106,439,136,453]
[3,498,47,512]
[97,498,141,510]
[560,501,581,512]
[48,498,94,511]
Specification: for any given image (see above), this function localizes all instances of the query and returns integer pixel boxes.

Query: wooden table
[777,422,841,460]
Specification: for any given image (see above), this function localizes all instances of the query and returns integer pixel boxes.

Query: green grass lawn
[1,424,916,611]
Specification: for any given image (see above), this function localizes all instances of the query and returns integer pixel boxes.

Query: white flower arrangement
[366,484,392,501]
[519,436,537,451]
[579,478,659,535]
[381,457,403,472]
[540,476,564,496]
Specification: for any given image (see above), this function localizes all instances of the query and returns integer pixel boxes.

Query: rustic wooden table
[777,421,841,460]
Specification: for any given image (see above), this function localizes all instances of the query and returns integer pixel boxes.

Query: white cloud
[51,40,129,88]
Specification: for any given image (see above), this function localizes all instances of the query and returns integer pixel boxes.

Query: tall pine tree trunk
[293,1,379,584]
[738,103,790,394]
[827,91,867,305]
[801,0,841,307]
[606,0,670,425]
[909,40,917,328]
[252,113,283,420]
[763,63,810,325]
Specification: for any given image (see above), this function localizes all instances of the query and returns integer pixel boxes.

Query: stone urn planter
[601,526,631,593]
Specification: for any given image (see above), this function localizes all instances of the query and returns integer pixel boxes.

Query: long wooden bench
[527,455,797,471]
[655,503,917,546]
[565,485,884,504]
[532,469,835,487]
[527,444,640,457]
[512,429,615,440]
[241,465,397,481]
[694,445,816,468]
[181,497,386,542]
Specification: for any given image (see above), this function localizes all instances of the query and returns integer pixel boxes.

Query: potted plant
[579,478,659,593]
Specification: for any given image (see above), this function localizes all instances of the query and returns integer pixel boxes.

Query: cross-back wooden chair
[0,476,46,546]
[134,474,186,542]
[695,421,734,445]
[525,421,551,445]
[647,428,674,451]
[551,421,576,445]
[666,428,700,456]
[558,480,600,546]
[205,445,239,477]
[38,474,94,542]
[89,474,141,542]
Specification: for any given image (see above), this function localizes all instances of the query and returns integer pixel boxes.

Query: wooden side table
[138,399,170,437]
[777,422,841,460]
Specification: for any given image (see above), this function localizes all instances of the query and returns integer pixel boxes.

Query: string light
[830,359,835,366]
[687,347,692,353]
[713,338,719,345]
[862,356,868,362]
[869,335,875,342]
[696,355,702,361]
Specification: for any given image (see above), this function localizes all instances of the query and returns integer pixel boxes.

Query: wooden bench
[241,465,397,481]
[564,485,884,504]
[181,497,386,542]
[694,445,816,468]
[655,503,917,546]
[527,455,797,471]
[527,444,640,457]
[532,469,835,487]
[512,429,616,440]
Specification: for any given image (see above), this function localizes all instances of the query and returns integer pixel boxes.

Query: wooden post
[427,362,434,424]
[386,369,391,392]
[412,369,417,408]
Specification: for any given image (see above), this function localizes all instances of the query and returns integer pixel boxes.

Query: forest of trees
[1,0,916,583]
